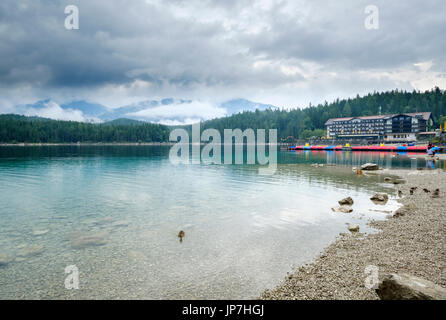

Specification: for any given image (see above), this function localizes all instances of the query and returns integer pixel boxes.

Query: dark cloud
[0,0,445,110]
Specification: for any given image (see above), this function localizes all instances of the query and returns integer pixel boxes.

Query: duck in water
[178,230,185,243]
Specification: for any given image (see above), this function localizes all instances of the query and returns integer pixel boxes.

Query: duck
[178,230,185,242]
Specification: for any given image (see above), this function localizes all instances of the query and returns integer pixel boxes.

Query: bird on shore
[410,187,417,195]
[431,189,440,198]
[423,188,430,193]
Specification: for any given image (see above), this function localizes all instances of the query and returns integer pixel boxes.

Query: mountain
[100,100,162,121]
[102,118,148,126]
[61,100,110,118]
[6,98,278,124]
[220,99,278,114]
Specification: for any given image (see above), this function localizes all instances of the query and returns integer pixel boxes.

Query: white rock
[331,205,353,213]
[361,163,379,171]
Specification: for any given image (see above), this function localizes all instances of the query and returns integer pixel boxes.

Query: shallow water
[0,146,442,299]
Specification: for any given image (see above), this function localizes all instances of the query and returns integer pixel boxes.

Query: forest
[1,88,445,143]
[201,87,446,140]
[0,115,170,143]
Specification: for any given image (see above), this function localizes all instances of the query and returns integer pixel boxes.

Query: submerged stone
[32,229,49,236]
[70,231,108,249]
[111,220,130,227]
[0,253,14,266]
[331,205,353,213]
[18,245,45,257]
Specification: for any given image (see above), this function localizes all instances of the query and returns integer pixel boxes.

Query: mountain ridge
[8,98,277,124]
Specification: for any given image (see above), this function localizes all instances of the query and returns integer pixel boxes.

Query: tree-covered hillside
[201,88,446,140]
[0,115,170,143]
[1,88,445,143]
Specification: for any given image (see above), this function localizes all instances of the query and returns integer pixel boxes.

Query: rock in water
[32,229,49,236]
[331,205,353,213]
[360,163,379,171]
[111,220,130,228]
[384,177,392,182]
[338,197,354,206]
[18,245,45,257]
[370,193,389,204]
[70,231,108,249]
[0,253,14,266]
[376,273,446,300]
[347,224,360,232]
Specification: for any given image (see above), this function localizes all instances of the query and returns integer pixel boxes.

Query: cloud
[0,0,445,112]
[23,100,100,122]
[127,101,227,125]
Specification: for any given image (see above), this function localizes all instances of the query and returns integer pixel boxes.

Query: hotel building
[325,112,433,142]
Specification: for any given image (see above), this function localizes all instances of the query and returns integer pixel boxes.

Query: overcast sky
[1,0,445,120]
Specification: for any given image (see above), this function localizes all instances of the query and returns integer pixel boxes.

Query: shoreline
[0,142,175,147]
[261,168,446,300]
[0,142,288,147]
[404,153,446,160]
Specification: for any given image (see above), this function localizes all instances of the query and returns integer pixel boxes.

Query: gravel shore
[261,168,446,300]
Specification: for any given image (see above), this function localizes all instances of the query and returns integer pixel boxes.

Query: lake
[0,146,443,299]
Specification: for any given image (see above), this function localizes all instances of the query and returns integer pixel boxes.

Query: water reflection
[285,150,444,170]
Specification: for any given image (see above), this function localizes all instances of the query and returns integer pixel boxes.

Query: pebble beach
[261,168,446,300]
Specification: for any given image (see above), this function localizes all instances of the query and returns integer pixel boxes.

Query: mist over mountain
[8,98,277,124]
